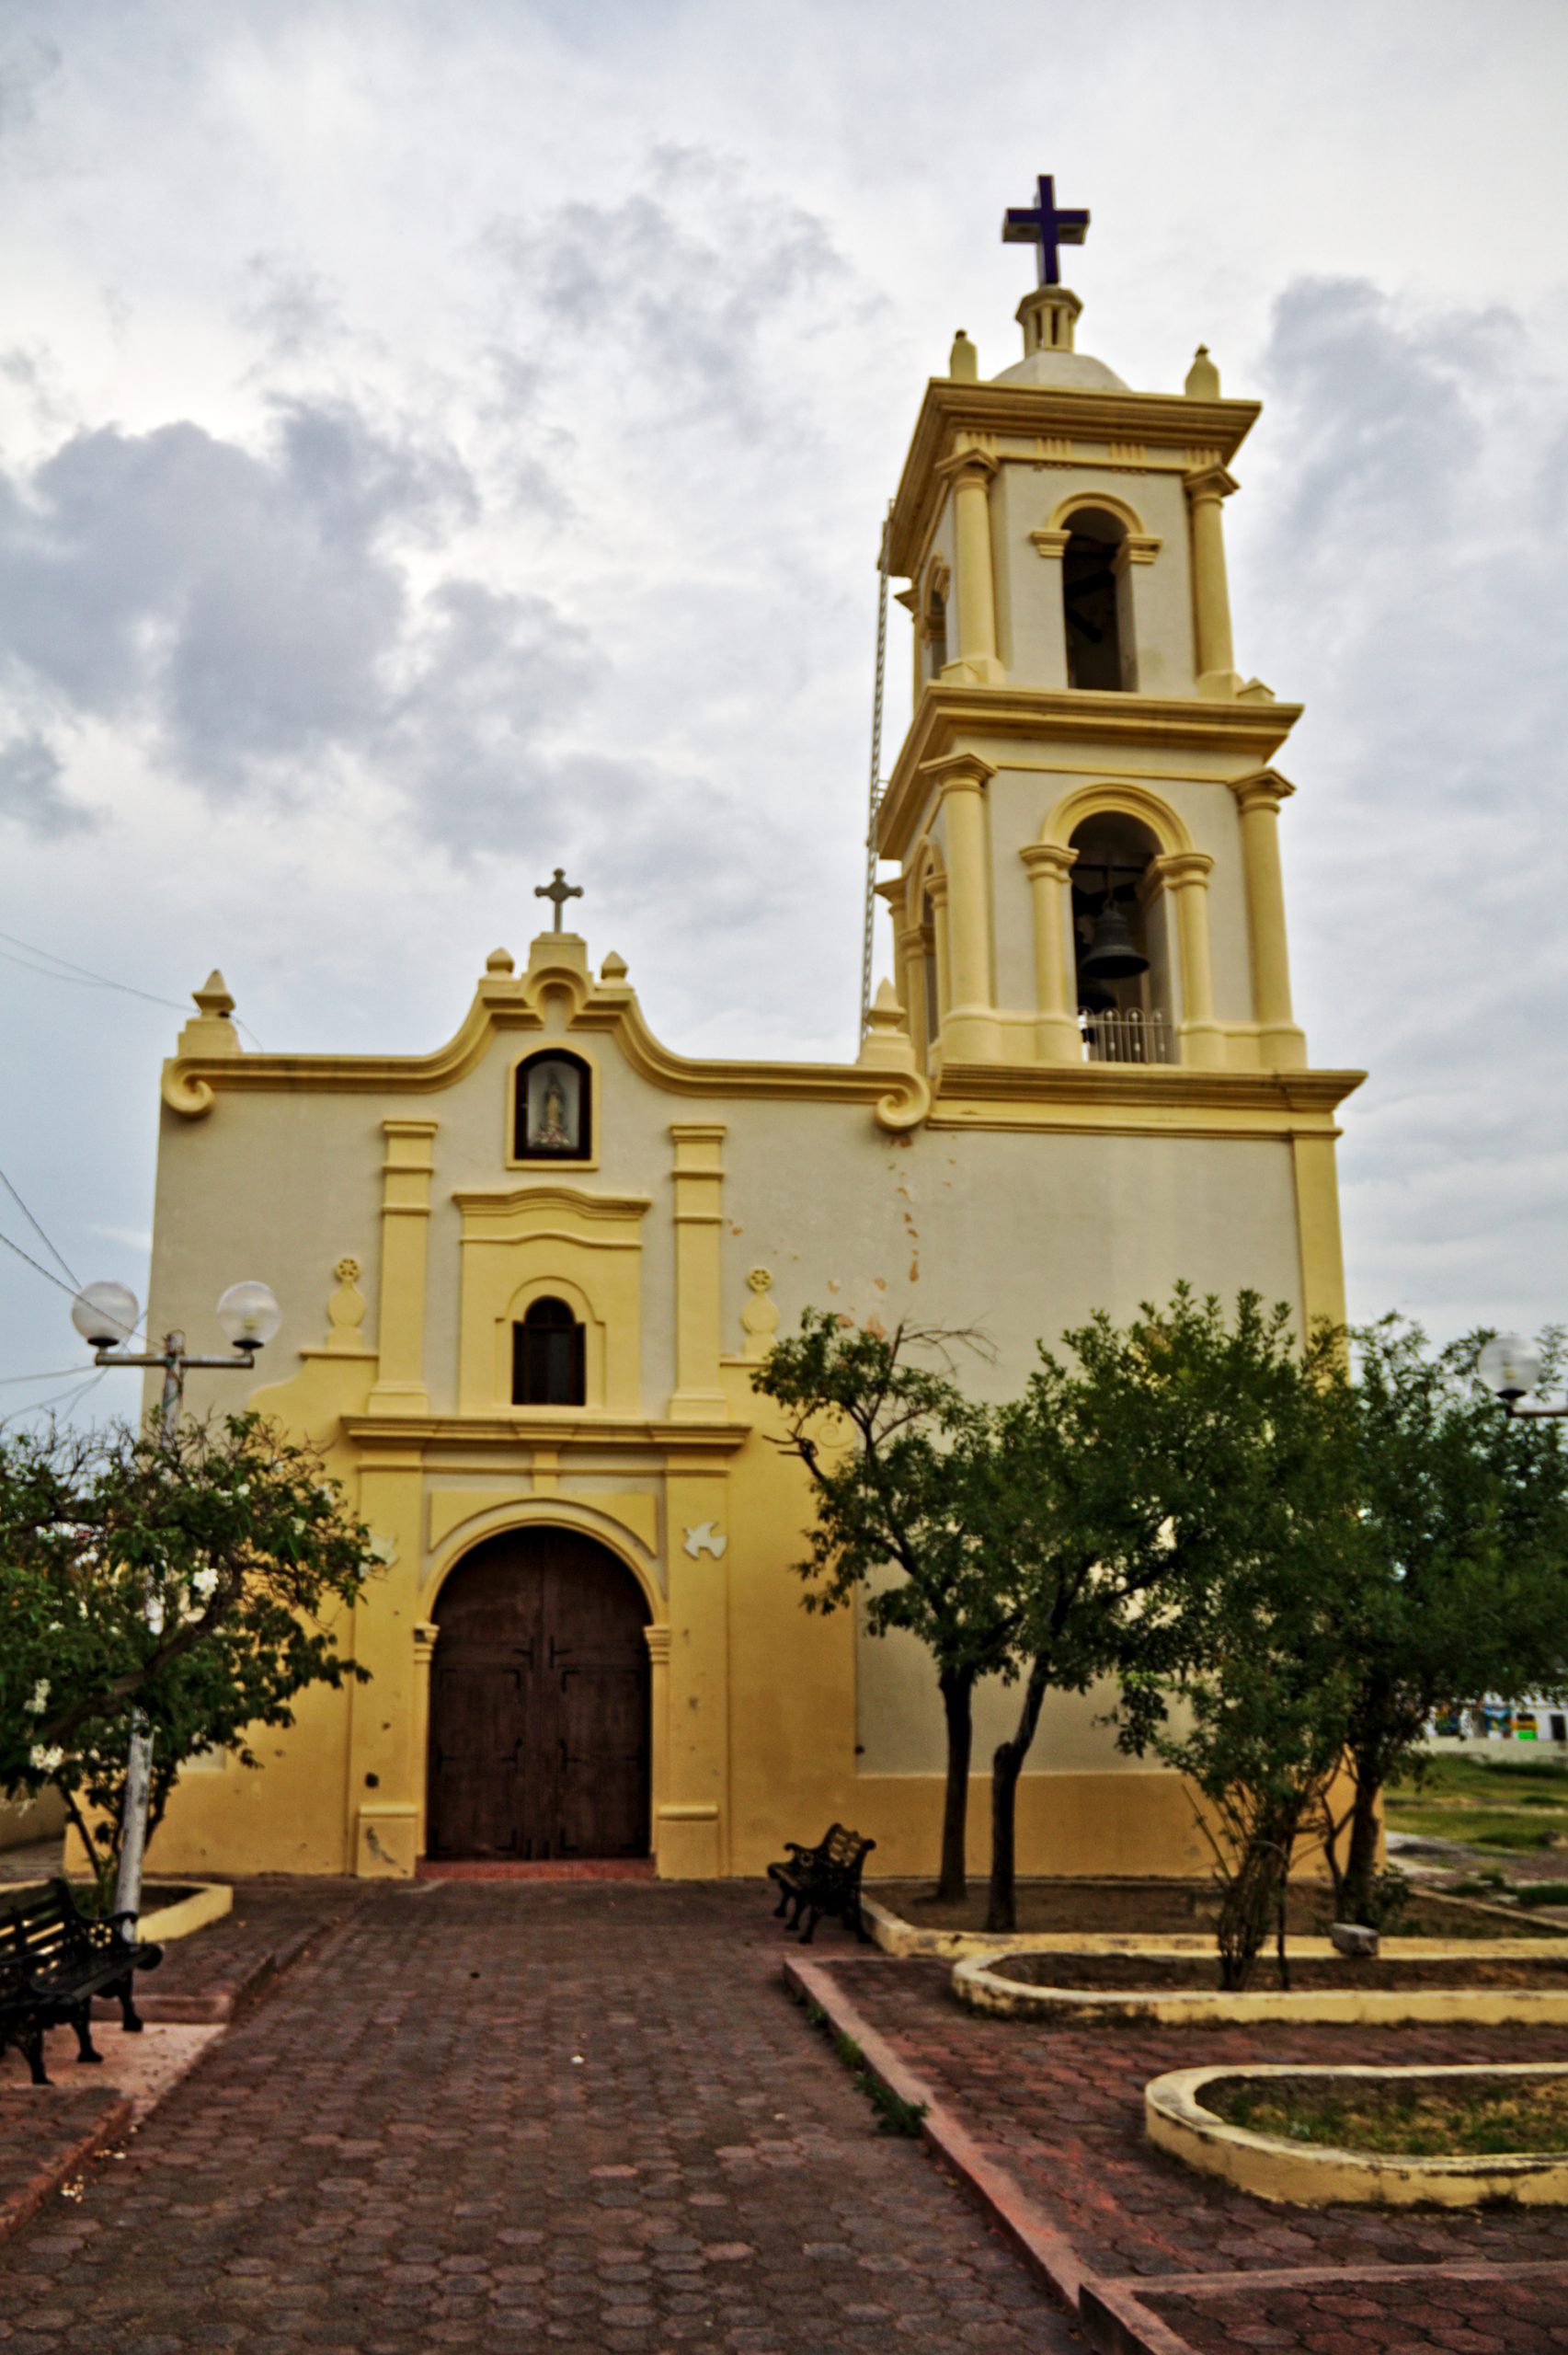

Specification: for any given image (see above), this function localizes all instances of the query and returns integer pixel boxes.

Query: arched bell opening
[1069,813,1173,1063]
[1062,505,1136,692]
[426,1526,651,1863]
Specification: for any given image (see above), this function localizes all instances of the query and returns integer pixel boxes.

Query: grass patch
[1385,1759,1568,1854]
[1513,1882,1568,1910]
[791,1981,928,2137]
[1209,2074,1568,2158]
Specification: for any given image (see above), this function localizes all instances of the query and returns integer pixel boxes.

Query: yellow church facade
[135,215,1360,1886]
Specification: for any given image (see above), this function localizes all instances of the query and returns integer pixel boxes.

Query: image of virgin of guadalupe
[527,1059,581,1154]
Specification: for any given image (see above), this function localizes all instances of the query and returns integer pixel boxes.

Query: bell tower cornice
[887,381,1259,580]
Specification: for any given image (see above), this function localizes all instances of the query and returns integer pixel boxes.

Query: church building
[138,182,1361,1883]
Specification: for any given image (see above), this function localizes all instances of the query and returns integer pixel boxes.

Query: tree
[1121,1361,1359,1988]
[981,1289,1340,1935]
[0,1412,382,1902]
[751,1312,1016,1904]
[1320,1318,1568,1925]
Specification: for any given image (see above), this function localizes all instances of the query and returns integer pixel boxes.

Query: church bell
[1080,899,1149,982]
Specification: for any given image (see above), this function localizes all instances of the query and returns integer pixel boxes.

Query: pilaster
[1185,465,1242,698]
[1019,841,1082,1063]
[921,752,1001,1062]
[1150,850,1224,1069]
[1234,771,1307,1070]
[365,1119,437,1416]
[669,1123,727,1422]
[658,1465,730,1877]
[936,446,1003,684]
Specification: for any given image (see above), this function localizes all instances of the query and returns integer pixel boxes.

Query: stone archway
[425,1527,651,1862]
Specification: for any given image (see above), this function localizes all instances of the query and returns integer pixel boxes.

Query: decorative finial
[192,969,235,1017]
[948,328,979,382]
[1001,174,1090,288]
[1185,344,1221,399]
[486,947,515,975]
[601,950,628,982]
[534,867,583,933]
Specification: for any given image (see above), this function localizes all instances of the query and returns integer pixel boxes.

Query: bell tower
[880,178,1313,1079]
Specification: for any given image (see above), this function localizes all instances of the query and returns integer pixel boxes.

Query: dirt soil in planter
[1207,2070,1568,2155]
[990,1949,1568,1993]
[871,1876,1553,1939]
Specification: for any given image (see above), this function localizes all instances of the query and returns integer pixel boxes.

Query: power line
[1,1368,108,1430]
[0,1226,83,1303]
[0,1365,86,1386]
[0,926,188,1013]
[0,1164,81,1290]
[0,927,266,1048]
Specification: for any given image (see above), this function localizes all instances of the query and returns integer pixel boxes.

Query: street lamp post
[68,1278,282,1930]
[1476,1334,1568,1420]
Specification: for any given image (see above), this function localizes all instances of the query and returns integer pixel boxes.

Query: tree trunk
[1342,1757,1384,1925]
[984,1653,1051,1935]
[936,1670,975,1904]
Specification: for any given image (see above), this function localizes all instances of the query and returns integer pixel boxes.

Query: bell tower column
[937,447,1003,684]
[923,753,999,1061]
[1185,465,1242,700]
[1150,851,1224,1069]
[1019,842,1082,1063]
[1234,773,1307,1070]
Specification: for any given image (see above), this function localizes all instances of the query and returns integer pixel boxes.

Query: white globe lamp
[215,1281,282,1352]
[70,1281,141,1350]
[1476,1333,1543,1406]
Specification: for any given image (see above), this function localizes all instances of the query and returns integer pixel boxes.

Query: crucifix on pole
[534,868,584,932]
[1001,173,1090,287]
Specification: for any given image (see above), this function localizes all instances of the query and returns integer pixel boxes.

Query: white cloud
[1,0,1567,1411]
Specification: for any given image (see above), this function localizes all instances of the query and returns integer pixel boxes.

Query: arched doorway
[426,1528,651,1862]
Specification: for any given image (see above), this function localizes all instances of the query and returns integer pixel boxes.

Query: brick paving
[820,1958,1568,2355]
[0,1882,1084,2352]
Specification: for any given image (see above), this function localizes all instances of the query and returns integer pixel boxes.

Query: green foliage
[1100,1296,1360,1986]
[752,1312,1015,1901]
[1322,1320,1568,1922]
[0,1412,382,1897]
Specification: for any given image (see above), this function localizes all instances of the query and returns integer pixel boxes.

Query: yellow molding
[877,685,1301,859]
[163,953,933,1135]
[342,1414,751,1452]
[452,1183,652,1222]
[889,380,1260,577]
[933,1059,1362,1120]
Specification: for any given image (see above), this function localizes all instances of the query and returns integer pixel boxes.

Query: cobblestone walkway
[824,1958,1568,2355]
[0,1882,1082,2353]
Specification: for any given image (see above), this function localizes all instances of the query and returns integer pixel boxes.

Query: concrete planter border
[1145,2061,1568,2207]
[863,1890,1565,1965]
[953,1948,1568,2027]
[4,1879,232,1944]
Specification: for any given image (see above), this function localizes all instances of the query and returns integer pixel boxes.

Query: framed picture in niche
[514,1050,591,1161]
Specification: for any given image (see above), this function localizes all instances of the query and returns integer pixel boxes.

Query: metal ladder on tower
[858,502,894,1043]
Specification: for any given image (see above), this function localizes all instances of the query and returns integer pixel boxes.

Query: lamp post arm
[1505,1396,1568,1419]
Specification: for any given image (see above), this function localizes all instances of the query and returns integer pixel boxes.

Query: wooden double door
[426,1528,651,1861]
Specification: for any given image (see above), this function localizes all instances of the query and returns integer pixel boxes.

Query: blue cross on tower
[1001,174,1090,288]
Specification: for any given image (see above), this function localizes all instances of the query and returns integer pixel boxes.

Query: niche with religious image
[513,1050,592,1162]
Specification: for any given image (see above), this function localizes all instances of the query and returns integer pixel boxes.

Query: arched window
[1062,507,1136,692]
[926,583,947,678]
[1070,813,1172,1063]
[920,894,941,1049]
[513,1050,591,1162]
[512,1297,586,1407]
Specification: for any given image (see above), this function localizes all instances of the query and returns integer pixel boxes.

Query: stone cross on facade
[534,867,583,932]
[1001,173,1090,287]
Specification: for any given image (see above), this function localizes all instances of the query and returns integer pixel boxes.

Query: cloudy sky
[3,0,1566,1414]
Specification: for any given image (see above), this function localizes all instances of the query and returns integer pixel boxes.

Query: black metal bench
[767,1823,876,1944]
[0,1878,164,2086]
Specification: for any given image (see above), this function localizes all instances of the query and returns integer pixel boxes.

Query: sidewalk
[0,1879,1083,2352]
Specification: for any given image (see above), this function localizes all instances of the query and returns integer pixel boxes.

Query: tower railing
[1080,1007,1172,1065]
